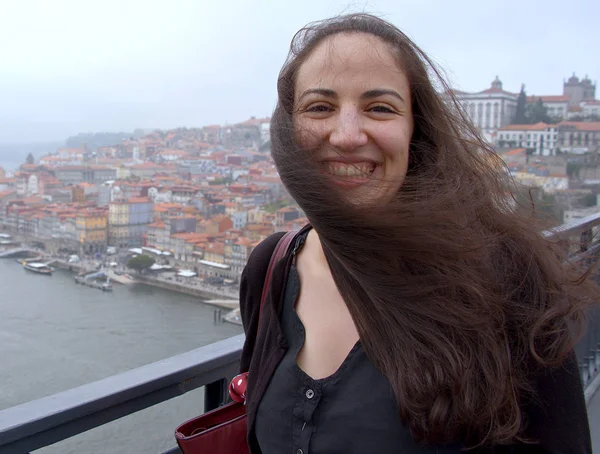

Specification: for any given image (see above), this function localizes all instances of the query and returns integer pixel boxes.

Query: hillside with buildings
[451,73,600,225]
[0,116,306,283]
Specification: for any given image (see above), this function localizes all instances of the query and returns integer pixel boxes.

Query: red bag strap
[229,230,298,403]
[257,230,297,330]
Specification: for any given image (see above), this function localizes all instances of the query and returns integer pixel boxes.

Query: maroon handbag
[175,231,297,454]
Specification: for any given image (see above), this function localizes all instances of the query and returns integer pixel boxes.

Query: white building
[451,76,517,137]
[230,211,248,229]
[27,175,39,195]
[581,100,600,119]
[497,122,558,156]
[527,95,570,120]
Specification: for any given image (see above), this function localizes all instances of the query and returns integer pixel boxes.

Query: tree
[526,98,551,124]
[567,162,582,180]
[25,152,35,165]
[127,254,155,272]
[263,200,288,213]
[513,84,527,124]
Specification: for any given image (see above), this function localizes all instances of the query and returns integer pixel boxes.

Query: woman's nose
[328,107,368,150]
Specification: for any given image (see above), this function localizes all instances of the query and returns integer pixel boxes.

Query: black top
[255,252,463,454]
[239,225,592,454]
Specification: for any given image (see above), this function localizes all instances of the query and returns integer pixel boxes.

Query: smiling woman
[238,13,596,454]
[293,32,413,204]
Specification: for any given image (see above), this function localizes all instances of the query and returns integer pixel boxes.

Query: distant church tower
[563,73,596,106]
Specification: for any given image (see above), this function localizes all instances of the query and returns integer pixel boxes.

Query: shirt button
[305,389,315,399]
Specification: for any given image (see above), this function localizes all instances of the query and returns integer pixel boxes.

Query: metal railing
[543,212,600,389]
[0,335,245,454]
[1,213,600,453]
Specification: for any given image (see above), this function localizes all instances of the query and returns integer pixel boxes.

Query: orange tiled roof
[527,95,570,103]
[128,197,152,203]
[478,87,517,96]
[558,121,600,131]
[502,148,527,156]
[499,122,553,131]
[0,189,16,198]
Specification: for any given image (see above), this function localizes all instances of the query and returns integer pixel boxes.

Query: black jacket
[239,225,592,453]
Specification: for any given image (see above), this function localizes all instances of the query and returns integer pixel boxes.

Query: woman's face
[293,32,414,205]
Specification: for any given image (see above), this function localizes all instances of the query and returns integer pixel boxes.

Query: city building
[497,123,558,156]
[563,74,596,107]
[108,198,154,248]
[230,211,248,229]
[451,76,517,136]
[581,100,600,119]
[76,209,108,255]
[276,206,303,227]
[51,166,117,186]
[557,122,600,153]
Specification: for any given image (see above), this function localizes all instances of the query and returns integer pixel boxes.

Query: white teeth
[326,163,375,178]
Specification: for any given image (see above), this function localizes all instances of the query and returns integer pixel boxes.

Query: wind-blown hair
[270,13,596,448]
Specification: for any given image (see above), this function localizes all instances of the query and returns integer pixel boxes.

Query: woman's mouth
[322,162,376,179]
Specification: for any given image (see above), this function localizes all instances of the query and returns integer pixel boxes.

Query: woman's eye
[370,105,395,114]
[306,104,332,113]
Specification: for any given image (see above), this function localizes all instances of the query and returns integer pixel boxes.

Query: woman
[239,13,594,453]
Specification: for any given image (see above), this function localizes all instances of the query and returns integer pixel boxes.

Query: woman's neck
[304,228,329,269]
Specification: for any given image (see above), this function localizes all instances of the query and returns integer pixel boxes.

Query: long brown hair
[270,13,596,447]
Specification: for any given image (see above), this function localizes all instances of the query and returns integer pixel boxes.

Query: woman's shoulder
[246,232,287,270]
[240,231,288,293]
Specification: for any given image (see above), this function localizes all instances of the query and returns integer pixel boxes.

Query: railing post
[587,356,596,382]
[580,362,589,387]
[580,229,592,253]
[204,378,227,413]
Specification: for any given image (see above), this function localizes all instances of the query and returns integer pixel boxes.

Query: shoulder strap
[229,230,298,403]
[257,231,297,331]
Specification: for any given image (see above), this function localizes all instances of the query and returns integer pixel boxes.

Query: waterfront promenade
[1,245,240,308]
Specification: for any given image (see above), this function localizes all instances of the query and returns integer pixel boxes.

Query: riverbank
[1,246,242,319]
[134,275,237,302]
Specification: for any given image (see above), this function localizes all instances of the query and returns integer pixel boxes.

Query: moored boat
[23,262,53,275]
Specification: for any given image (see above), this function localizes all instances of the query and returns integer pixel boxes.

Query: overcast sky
[0,0,598,144]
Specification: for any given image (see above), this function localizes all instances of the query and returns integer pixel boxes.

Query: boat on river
[74,274,113,291]
[23,262,53,275]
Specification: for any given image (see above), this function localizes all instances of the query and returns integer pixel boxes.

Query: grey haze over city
[0,0,598,144]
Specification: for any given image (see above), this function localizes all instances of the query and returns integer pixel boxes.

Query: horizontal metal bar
[0,334,245,454]
[162,448,183,454]
[543,211,600,238]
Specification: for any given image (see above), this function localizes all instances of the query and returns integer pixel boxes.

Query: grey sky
[0,0,598,144]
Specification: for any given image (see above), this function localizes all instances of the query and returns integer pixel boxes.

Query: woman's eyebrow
[298,88,337,102]
[298,88,405,104]
[361,89,405,103]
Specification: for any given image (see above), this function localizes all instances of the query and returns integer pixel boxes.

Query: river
[0,258,244,453]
